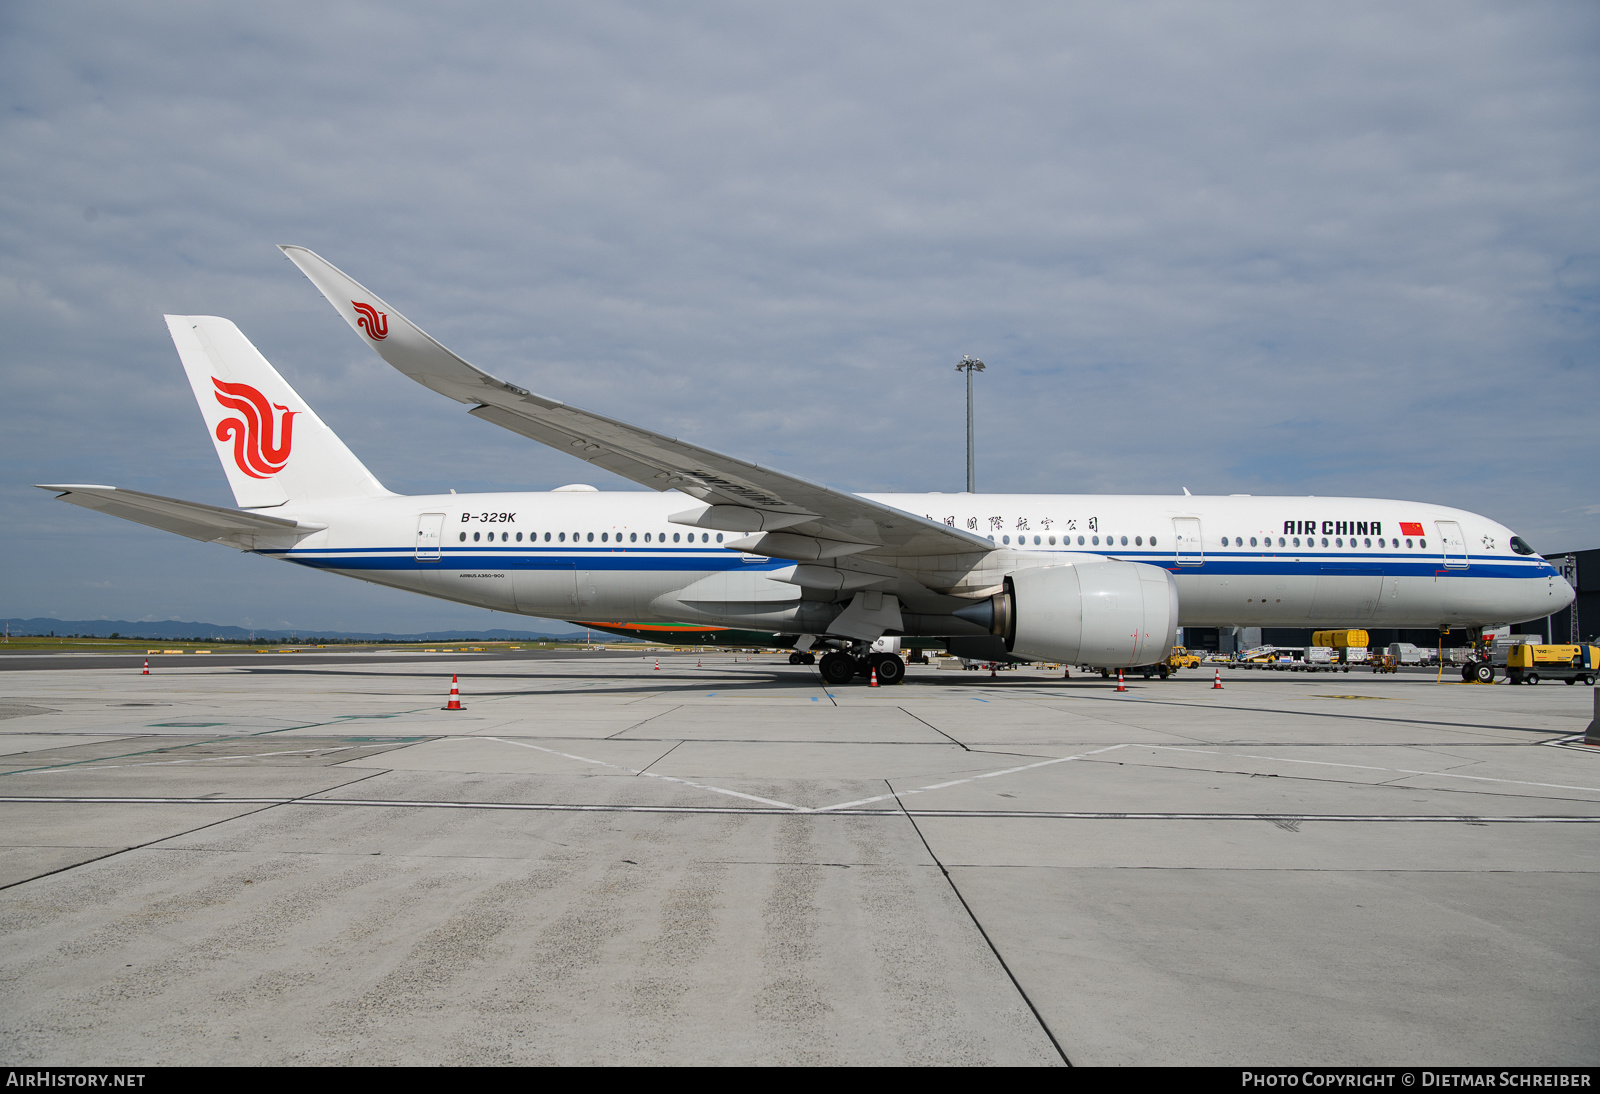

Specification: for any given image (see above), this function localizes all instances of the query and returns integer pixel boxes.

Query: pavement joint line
[606,703,684,735]
[892,782,1072,1066]
[0,725,427,777]
[1136,743,1600,795]
[0,795,1596,822]
[0,767,392,892]
[810,743,1133,813]
[634,739,684,776]
[898,706,972,751]
[1021,690,1584,737]
[473,736,807,811]
[18,744,377,773]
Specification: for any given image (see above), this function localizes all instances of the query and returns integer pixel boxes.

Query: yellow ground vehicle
[1312,630,1370,670]
[1312,630,1369,648]
[1131,646,1204,679]
[1369,653,1397,674]
[1166,647,1203,670]
[1505,644,1598,686]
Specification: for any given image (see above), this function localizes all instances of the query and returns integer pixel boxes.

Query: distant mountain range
[0,617,605,642]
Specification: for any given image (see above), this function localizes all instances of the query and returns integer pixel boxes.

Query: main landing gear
[787,651,816,665]
[817,649,905,686]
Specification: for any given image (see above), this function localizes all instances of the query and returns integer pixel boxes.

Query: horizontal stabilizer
[36,485,326,550]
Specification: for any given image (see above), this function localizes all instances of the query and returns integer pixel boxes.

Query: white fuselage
[258,489,1570,632]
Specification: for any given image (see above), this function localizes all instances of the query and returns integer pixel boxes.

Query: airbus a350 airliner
[39,246,1574,685]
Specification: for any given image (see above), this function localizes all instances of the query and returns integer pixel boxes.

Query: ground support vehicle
[1370,653,1398,674]
[1313,630,1371,672]
[1505,644,1599,686]
[1336,647,1368,672]
[1167,646,1203,671]
[1304,646,1335,671]
[1234,647,1346,672]
[1132,646,1204,679]
[1388,642,1434,666]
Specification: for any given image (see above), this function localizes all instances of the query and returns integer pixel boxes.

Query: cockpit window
[1509,536,1535,556]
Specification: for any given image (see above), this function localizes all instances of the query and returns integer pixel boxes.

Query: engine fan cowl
[964,561,1179,667]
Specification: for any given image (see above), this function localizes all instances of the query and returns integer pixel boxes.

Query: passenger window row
[991,533,1157,548]
[456,530,725,544]
[1220,536,1427,550]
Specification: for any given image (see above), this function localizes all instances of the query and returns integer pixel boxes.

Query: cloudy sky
[3,1,1597,633]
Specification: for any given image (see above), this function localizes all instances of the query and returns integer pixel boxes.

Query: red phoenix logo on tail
[212,378,297,478]
[352,301,388,340]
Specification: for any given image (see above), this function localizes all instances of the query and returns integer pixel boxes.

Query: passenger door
[415,513,444,561]
[1172,518,1204,566]
[1436,521,1468,569]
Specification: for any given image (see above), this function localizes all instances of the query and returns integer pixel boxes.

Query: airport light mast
[955,355,985,493]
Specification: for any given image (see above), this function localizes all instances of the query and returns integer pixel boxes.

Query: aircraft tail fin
[165,315,391,508]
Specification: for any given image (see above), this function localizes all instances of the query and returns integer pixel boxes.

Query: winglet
[278,245,546,408]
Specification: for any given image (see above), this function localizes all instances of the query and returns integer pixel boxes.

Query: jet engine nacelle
[960,561,1180,667]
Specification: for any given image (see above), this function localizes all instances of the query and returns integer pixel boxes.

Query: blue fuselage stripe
[263,547,1549,580]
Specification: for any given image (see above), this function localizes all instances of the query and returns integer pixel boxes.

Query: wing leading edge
[278,245,992,561]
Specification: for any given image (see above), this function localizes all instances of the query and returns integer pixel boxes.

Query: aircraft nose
[1555,569,1577,612]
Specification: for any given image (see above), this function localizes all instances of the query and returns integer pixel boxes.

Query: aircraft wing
[279,245,992,558]
[36,485,326,548]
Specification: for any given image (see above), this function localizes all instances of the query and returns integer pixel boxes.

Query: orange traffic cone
[1212,666,1223,690]
[444,675,463,710]
[697,658,701,667]
[870,664,879,687]
[1116,669,1127,692]
[1062,665,1071,679]
[141,658,149,675]
[654,658,660,671]
[989,663,996,677]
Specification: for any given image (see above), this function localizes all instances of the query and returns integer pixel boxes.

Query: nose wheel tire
[1472,662,1494,684]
